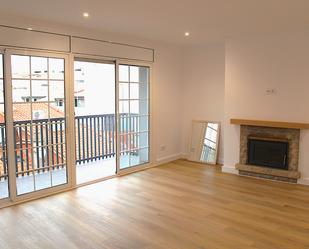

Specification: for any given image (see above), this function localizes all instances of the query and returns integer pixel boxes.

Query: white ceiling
[1,0,309,45]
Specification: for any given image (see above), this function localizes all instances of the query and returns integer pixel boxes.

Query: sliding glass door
[118,64,150,170]
[74,59,116,184]
[4,50,70,199]
[0,50,152,207]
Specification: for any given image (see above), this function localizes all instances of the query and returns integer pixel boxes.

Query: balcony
[0,113,143,197]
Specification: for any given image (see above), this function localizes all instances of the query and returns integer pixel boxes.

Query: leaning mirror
[188,120,220,164]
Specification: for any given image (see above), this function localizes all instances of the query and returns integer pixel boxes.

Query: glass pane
[52,166,67,186]
[130,100,139,114]
[12,55,30,79]
[49,81,64,102]
[119,83,129,99]
[139,100,149,115]
[49,102,65,119]
[32,102,49,120]
[130,148,149,167]
[119,65,129,82]
[34,169,51,191]
[0,178,8,199]
[130,83,139,99]
[138,132,149,148]
[31,57,47,79]
[130,66,139,82]
[139,82,149,99]
[119,65,150,170]
[129,100,149,115]
[139,115,149,132]
[31,80,48,102]
[120,134,130,152]
[16,174,35,195]
[49,58,64,80]
[16,149,35,195]
[120,153,130,169]
[13,103,31,121]
[0,104,5,122]
[11,54,68,196]
[119,101,129,114]
[119,114,130,134]
[0,54,3,77]
[0,82,4,104]
[0,121,8,199]
[12,80,30,102]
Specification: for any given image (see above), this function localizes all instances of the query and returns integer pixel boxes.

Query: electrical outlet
[266,88,276,95]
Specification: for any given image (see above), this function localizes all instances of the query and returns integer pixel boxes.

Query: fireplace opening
[247,137,289,170]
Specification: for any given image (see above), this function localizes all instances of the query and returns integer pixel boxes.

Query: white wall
[224,32,309,181]
[181,43,225,163]
[154,44,183,162]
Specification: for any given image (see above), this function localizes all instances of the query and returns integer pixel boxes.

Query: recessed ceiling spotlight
[185,32,190,37]
[83,12,89,18]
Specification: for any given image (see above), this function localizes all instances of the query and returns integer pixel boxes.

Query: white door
[2,49,71,203]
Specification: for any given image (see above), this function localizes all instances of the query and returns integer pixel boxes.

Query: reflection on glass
[130,83,139,99]
[35,170,51,191]
[31,81,48,102]
[200,123,219,163]
[130,100,139,114]
[119,83,129,99]
[12,55,30,79]
[119,65,129,82]
[13,103,31,121]
[11,54,68,196]
[119,101,129,114]
[31,57,48,79]
[49,81,64,102]
[130,66,139,82]
[12,80,30,102]
[130,148,149,167]
[49,58,64,80]
[119,65,150,170]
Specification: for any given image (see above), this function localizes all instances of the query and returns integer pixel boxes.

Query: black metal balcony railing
[0,113,140,180]
[75,114,116,164]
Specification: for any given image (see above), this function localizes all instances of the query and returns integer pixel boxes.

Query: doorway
[74,59,116,184]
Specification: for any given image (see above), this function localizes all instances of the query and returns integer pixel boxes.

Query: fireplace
[235,124,301,182]
[248,137,288,170]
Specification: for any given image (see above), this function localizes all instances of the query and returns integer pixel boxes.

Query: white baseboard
[155,153,183,166]
[222,165,239,175]
[297,178,309,185]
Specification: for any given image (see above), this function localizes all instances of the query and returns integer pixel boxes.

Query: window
[74,96,85,107]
